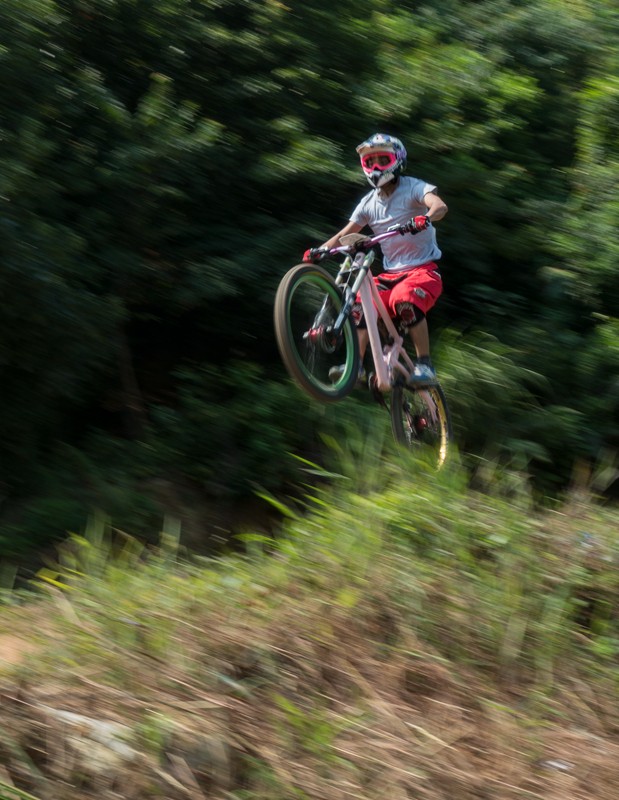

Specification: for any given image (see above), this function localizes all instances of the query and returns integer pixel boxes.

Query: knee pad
[395,302,425,328]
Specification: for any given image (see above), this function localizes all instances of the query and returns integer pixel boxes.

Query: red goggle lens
[361,152,397,171]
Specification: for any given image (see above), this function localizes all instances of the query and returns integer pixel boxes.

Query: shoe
[328,364,367,384]
[407,362,437,386]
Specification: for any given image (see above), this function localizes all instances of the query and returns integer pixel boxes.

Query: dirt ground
[1,607,619,800]
[0,634,38,667]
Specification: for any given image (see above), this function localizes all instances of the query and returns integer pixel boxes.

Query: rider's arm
[424,191,448,223]
[320,220,364,250]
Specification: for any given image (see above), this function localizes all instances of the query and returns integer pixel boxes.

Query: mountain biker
[303,133,447,385]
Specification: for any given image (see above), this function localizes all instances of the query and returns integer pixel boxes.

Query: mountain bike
[274,225,451,467]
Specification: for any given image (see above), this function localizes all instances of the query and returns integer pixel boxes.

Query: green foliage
[151,363,321,497]
[2,0,619,555]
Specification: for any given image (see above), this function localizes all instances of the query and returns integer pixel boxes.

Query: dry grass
[1,465,619,799]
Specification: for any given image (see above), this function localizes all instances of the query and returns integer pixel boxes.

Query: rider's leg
[408,316,436,383]
[387,267,441,384]
[393,300,430,358]
[408,317,435,383]
[391,299,436,383]
[409,316,430,358]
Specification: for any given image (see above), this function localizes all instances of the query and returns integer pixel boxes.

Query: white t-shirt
[349,176,442,272]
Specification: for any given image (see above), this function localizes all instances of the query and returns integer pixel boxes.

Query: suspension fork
[331,252,372,336]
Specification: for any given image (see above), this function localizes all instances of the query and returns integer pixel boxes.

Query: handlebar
[332,224,415,255]
[308,220,424,263]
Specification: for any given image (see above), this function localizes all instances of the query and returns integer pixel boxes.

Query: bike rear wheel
[390,381,451,468]
[274,264,360,403]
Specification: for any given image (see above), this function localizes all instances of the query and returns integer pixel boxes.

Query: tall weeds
[3,446,619,799]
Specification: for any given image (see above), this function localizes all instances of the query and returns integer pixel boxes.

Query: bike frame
[328,231,418,393]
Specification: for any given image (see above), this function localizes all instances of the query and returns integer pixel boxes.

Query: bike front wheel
[390,381,451,468]
[274,264,360,403]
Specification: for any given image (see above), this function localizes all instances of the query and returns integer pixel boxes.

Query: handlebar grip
[387,223,409,236]
[303,247,330,263]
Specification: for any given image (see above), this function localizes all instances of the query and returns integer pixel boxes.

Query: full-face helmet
[356,133,407,188]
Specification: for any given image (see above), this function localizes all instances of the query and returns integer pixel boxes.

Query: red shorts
[354,261,442,327]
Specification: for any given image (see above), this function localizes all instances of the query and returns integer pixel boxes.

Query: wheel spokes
[288,279,350,387]
[395,386,449,466]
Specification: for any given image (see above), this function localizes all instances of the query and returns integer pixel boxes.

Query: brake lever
[387,223,408,236]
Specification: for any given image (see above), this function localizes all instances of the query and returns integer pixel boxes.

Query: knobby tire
[390,381,451,468]
[274,264,359,403]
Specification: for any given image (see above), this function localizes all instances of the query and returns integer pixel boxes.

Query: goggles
[360,151,397,172]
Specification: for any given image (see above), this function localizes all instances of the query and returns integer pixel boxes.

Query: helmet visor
[360,151,398,173]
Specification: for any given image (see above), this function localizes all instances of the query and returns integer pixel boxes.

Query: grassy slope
[1,450,619,800]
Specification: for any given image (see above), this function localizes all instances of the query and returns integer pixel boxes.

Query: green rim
[287,273,355,393]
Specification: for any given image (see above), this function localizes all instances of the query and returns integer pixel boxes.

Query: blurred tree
[0,0,386,547]
[1,0,619,553]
